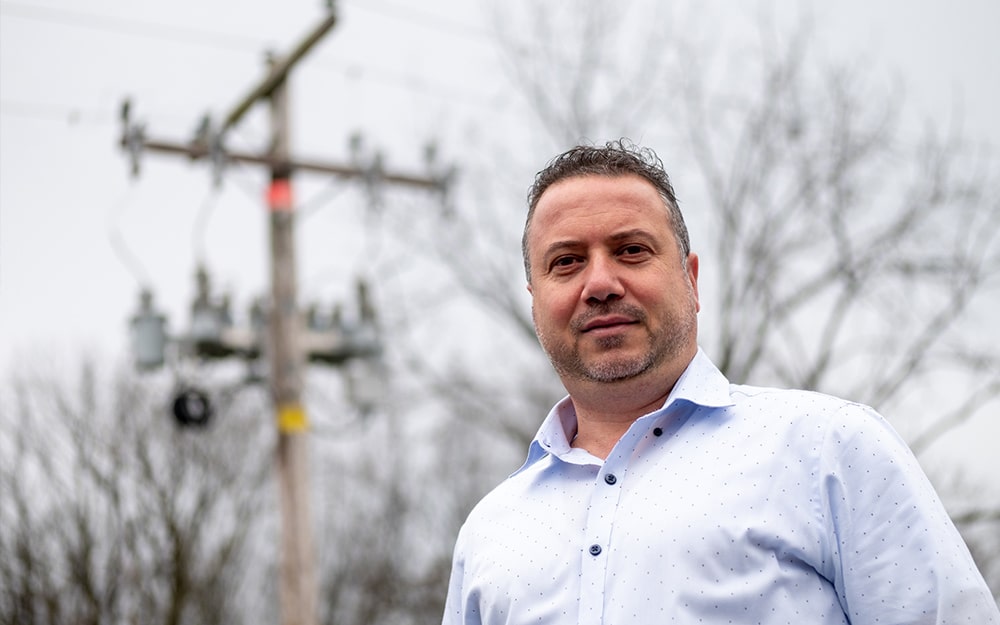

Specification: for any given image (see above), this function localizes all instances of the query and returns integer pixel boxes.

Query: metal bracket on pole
[210,133,227,188]
[120,98,145,178]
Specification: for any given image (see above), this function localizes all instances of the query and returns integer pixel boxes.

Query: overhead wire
[0,0,263,52]
[340,0,492,44]
[0,0,502,111]
[0,99,114,125]
[191,184,222,268]
[298,180,350,220]
[106,180,153,289]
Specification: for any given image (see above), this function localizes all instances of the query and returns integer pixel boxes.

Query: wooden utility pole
[119,4,450,625]
[266,60,317,625]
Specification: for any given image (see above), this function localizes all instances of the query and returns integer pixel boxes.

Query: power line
[0,99,113,125]
[1,1,502,111]
[307,57,501,110]
[0,1,264,52]
[0,99,214,131]
[1,0,493,48]
[106,182,153,288]
[340,0,492,44]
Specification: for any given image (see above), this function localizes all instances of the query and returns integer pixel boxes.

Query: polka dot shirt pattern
[442,349,999,625]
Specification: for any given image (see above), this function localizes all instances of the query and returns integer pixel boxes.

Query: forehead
[530,174,671,242]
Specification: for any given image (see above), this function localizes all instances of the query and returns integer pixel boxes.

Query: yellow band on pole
[277,403,308,433]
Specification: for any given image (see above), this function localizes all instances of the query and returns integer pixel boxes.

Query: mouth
[581,315,637,333]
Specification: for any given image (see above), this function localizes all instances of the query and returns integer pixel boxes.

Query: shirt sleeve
[819,403,999,624]
[441,523,479,625]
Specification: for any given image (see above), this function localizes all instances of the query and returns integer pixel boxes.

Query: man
[442,140,999,624]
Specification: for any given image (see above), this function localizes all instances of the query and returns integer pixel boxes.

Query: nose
[581,254,624,304]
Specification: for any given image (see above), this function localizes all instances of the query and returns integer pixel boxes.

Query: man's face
[527,174,700,385]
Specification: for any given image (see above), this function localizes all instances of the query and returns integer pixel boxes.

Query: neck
[563,349,696,459]
[566,377,672,460]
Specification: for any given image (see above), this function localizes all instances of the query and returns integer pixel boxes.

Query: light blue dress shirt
[443,349,999,624]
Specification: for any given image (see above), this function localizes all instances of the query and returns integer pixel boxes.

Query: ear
[526,281,533,295]
[686,252,701,313]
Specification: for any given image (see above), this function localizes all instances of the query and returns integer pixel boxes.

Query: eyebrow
[540,229,657,264]
[606,229,656,246]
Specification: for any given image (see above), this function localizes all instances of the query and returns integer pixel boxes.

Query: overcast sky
[2,0,998,481]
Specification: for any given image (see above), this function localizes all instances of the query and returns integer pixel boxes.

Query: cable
[0,1,263,53]
[307,57,501,110]
[106,181,153,288]
[223,158,269,206]
[0,1,504,111]
[340,0,492,44]
[191,184,222,267]
[299,179,349,220]
[1,0,492,50]
[0,99,113,125]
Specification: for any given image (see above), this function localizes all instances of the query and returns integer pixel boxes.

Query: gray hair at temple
[522,139,690,283]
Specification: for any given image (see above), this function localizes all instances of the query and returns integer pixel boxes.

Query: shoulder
[730,383,863,412]
[460,457,552,533]
[711,385,909,466]
[453,454,583,570]
[723,384,889,434]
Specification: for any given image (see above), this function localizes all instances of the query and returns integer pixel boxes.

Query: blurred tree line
[2,2,998,623]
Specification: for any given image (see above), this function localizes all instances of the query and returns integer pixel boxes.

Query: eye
[550,255,582,273]
[619,244,650,259]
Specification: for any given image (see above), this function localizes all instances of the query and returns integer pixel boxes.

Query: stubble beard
[537,299,697,385]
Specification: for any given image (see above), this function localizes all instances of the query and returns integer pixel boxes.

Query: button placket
[578,419,658,624]
[579,464,624,622]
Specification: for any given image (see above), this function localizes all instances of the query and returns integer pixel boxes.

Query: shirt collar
[514,348,734,474]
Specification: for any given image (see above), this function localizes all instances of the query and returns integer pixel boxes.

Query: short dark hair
[522,139,689,281]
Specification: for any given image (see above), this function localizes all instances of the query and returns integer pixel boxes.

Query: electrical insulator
[130,289,168,370]
[345,356,386,416]
[189,266,234,358]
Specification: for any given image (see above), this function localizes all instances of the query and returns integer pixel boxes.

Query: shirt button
[589,544,602,556]
[604,473,617,485]
[653,427,664,437]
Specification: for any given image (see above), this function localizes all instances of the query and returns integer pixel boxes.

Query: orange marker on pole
[267,178,294,212]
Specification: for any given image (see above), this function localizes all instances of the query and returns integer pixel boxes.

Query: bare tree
[666,21,1000,589]
[671,18,1000,429]
[0,359,274,625]
[302,365,511,625]
[370,0,1000,601]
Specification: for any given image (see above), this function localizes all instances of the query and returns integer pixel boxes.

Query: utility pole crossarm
[118,134,449,192]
